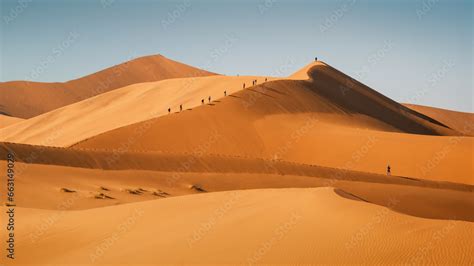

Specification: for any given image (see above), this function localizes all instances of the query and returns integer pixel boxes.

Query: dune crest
[0,114,23,129]
[0,54,217,118]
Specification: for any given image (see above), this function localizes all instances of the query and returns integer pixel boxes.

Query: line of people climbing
[167,77,270,114]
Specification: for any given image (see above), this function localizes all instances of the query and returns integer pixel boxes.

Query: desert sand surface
[72,63,472,184]
[2,188,472,265]
[405,103,474,136]
[0,54,216,118]
[0,57,472,264]
[0,75,277,147]
[0,114,23,129]
[1,162,473,222]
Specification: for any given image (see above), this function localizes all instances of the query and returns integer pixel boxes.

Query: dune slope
[405,104,474,136]
[0,54,216,118]
[0,75,275,147]
[0,114,23,129]
[6,188,473,264]
[74,63,472,184]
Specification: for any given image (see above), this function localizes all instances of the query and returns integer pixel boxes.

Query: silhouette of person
[168,108,171,114]
[265,78,267,82]
[243,83,245,89]
[180,104,182,111]
[201,99,204,105]
[315,57,318,61]
[208,96,211,103]
[224,90,227,96]
[387,164,391,176]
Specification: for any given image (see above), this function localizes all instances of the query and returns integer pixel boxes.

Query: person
[224,90,227,96]
[180,104,182,111]
[208,96,211,103]
[387,164,391,176]
[265,78,267,82]
[315,57,318,61]
[201,99,204,105]
[168,108,171,114]
[243,83,245,89]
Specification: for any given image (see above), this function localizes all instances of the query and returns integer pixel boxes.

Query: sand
[0,75,277,147]
[0,54,216,118]
[405,103,474,136]
[2,188,472,264]
[72,63,472,184]
[0,58,472,264]
[0,114,23,129]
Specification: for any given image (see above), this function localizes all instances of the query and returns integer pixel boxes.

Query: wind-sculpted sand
[0,57,472,264]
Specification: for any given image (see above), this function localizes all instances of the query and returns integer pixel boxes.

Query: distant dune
[0,114,23,129]
[405,104,474,136]
[0,54,217,118]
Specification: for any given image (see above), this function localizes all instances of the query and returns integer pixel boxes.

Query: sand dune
[72,63,472,184]
[405,103,474,136]
[5,188,473,264]
[0,58,471,265]
[0,75,277,146]
[0,114,23,129]
[3,162,473,223]
[0,54,216,118]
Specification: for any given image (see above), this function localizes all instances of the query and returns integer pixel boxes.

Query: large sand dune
[4,188,472,264]
[0,75,276,146]
[0,54,216,118]
[73,63,472,184]
[0,58,472,264]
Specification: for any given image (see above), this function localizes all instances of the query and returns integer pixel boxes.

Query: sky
[0,0,472,112]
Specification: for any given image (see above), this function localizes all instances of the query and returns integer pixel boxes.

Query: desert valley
[0,54,473,264]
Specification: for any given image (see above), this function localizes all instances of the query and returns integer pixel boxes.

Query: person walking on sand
[387,164,391,176]
[180,104,182,112]
[243,83,245,89]
[168,108,171,114]
[201,99,204,105]
[265,78,267,82]
[224,90,227,96]
[208,96,211,103]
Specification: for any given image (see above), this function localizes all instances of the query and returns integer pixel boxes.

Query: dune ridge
[0,54,217,118]
[0,75,277,147]
[405,103,474,136]
[73,63,472,184]
[0,114,23,129]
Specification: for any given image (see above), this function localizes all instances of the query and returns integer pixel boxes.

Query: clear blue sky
[1,0,472,112]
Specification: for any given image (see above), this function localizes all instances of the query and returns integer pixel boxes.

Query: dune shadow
[332,188,474,222]
[247,88,276,99]
[334,188,370,203]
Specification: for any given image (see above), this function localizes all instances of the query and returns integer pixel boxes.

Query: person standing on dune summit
[387,164,391,176]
